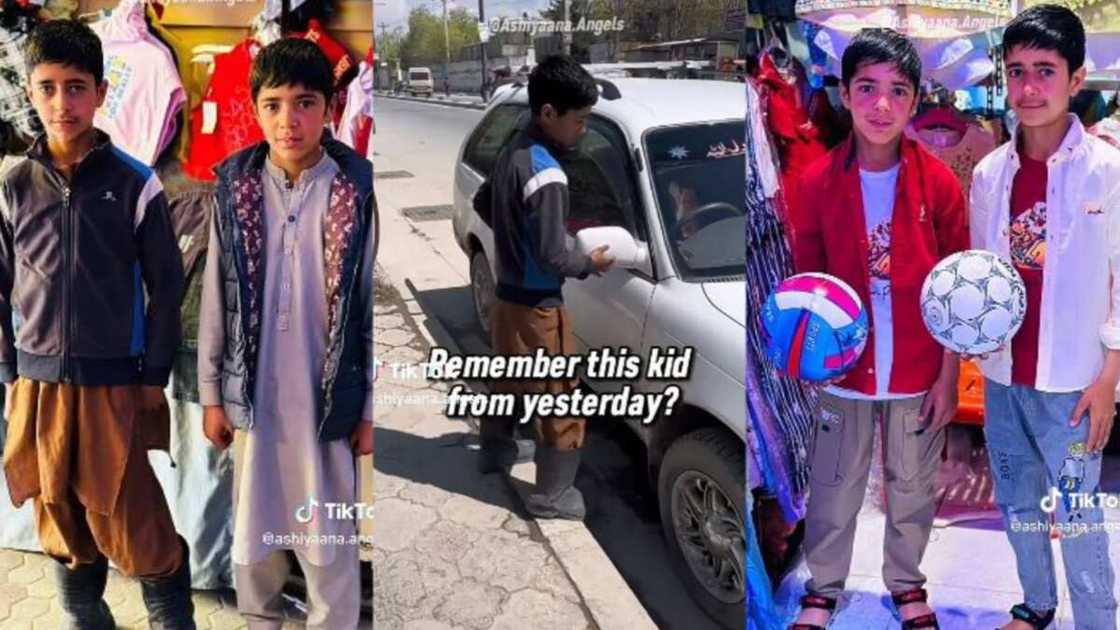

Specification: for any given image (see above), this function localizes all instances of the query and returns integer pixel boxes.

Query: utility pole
[442,0,452,96]
[561,0,571,56]
[377,21,390,91]
[478,0,489,100]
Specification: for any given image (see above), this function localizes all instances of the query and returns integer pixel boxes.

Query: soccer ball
[920,250,1026,355]
[762,273,869,382]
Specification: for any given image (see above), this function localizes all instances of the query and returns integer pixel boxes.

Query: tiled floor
[773,453,1120,629]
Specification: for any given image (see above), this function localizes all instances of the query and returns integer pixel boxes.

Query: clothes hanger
[913,88,968,135]
[913,106,968,134]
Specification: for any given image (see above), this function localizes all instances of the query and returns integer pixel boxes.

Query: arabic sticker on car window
[649,123,744,165]
[665,140,744,161]
[706,139,745,160]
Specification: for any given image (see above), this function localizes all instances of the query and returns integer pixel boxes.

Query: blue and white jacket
[490,122,593,307]
[0,130,184,386]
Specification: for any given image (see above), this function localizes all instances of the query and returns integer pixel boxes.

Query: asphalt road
[372,95,725,630]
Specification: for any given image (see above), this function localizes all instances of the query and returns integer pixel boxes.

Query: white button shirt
[970,115,1120,392]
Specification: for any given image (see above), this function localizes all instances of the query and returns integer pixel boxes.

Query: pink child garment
[93,0,186,166]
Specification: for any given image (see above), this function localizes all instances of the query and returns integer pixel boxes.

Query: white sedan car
[451,78,746,629]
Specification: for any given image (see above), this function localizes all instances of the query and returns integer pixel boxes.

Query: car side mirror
[574,226,650,273]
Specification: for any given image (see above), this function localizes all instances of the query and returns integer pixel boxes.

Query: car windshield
[645,121,745,282]
[410,71,429,81]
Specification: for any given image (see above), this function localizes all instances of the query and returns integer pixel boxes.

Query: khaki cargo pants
[803,391,945,597]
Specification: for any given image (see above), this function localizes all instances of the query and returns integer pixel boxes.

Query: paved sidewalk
[372,272,596,630]
[772,456,1120,629]
[375,91,487,110]
[0,551,308,629]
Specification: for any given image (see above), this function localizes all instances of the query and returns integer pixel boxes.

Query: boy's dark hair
[25,20,104,85]
[528,54,598,117]
[1002,4,1086,74]
[250,38,334,103]
[841,28,922,93]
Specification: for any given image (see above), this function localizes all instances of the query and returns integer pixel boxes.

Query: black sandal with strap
[1000,603,1055,629]
[892,588,940,630]
[788,593,838,630]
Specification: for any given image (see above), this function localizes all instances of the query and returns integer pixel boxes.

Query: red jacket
[786,134,969,395]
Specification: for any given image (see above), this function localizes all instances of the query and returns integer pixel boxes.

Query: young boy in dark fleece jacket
[478,54,614,520]
[0,19,192,630]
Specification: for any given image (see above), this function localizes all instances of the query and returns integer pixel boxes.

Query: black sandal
[788,593,837,630]
[892,588,940,629]
[999,603,1055,629]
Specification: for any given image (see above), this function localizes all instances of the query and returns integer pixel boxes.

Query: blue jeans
[985,379,1117,629]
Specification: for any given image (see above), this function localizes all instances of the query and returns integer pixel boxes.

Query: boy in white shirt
[970,6,1120,629]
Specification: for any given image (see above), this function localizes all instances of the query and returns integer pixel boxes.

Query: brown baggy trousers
[489,299,586,450]
[2,378,183,578]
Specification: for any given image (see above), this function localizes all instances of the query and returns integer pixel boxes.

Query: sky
[374,0,554,34]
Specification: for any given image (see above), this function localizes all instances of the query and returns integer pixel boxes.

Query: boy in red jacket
[786,28,968,629]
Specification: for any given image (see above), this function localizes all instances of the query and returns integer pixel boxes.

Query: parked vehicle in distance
[407,67,434,97]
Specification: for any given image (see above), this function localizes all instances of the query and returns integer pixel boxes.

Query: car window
[646,121,745,281]
[559,116,646,243]
[464,104,528,176]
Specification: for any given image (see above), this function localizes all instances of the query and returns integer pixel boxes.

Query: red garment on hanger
[292,19,356,89]
[182,39,264,181]
[291,19,357,131]
[758,53,828,194]
[353,116,372,156]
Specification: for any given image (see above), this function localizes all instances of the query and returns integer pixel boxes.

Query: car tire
[658,428,745,630]
[470,249,495,338]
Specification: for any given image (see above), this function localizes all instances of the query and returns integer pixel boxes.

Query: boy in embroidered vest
[197,39,375,628]
[786,28,968,629]
[971,6,1119,629]
[0,19,192,629]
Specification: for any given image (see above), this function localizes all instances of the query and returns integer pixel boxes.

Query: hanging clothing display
[336,51,373,157]
[182,39,264,181]
[746,79,813,522]
[144,2,194,164]
[747,81,781,199]
[0,25,42,141]
[292,18,356,131]
[747,81,806,630]
[905,122,997,201]
[757,53,828,197]
[166,186,216,404]
[263,0,314,21]
[93,0,186,166]
[293,18,356,91]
